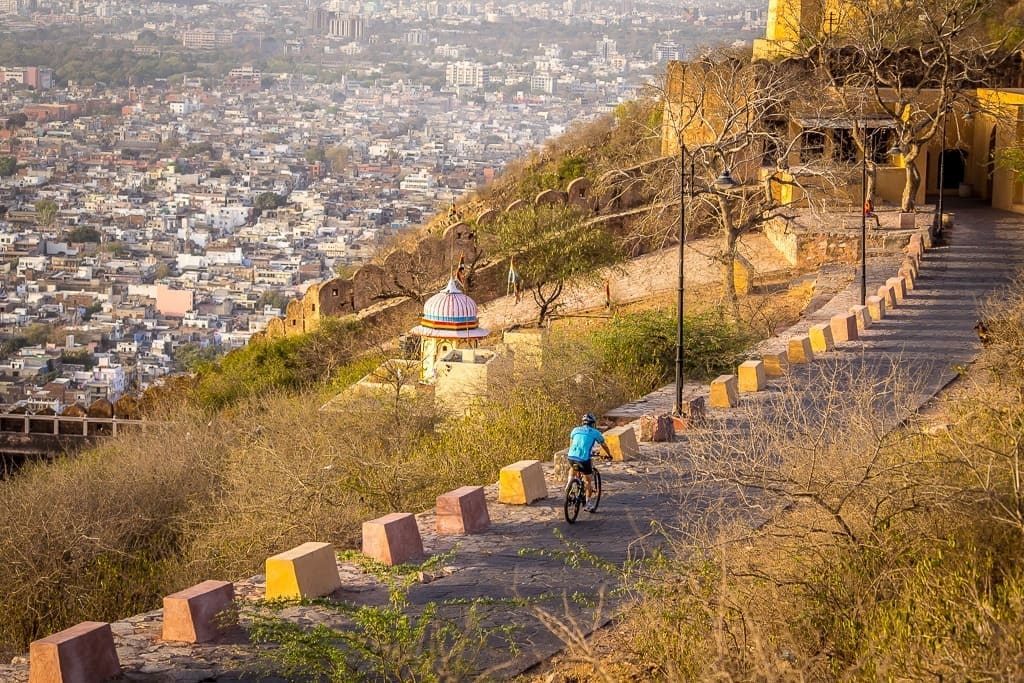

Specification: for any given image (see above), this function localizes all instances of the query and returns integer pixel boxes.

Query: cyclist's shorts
[568,459,593,475]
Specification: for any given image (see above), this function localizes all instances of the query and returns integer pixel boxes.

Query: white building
[446,62,489,88]
[399,169,437,194]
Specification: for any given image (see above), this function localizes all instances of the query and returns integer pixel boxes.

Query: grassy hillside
[527,272,1024,681]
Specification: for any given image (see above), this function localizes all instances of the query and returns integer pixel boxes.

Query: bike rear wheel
[564,478,584,523]
[588,468,602,513]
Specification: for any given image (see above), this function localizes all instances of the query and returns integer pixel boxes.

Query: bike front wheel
[564,479,584,524]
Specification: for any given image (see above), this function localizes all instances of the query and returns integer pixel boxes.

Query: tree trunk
[533,281,562,328]
[719,198,741,321]
[902,146,921,212]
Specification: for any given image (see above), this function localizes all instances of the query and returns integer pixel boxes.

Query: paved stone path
[3,204,1023,682]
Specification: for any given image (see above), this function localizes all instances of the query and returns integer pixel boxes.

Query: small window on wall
[332,288,339,296]
[761,117,787,167]
[800,130,825,162]
[833,128,857,164]
[868,128,893,164]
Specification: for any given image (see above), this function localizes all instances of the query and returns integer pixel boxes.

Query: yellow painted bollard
[737,360,766,392]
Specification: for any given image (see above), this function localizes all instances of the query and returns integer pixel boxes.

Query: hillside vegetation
[0,92,785,661]
[534,272,1024,681]
[0,294,760,658]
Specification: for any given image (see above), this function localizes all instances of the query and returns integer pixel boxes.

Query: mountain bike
[564,460,602,524]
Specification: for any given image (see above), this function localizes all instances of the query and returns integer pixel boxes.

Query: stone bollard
[551,448,569,479]
[808,323,835,353]
[363,513,425,566]
[737,360,766,392]
[902,257,919,278]
[30,622,121,683]
[672,397,706,432]
[604,425,639,461]
[830,313,859,342]
[639,414,675,442]
[898,265,916,290]
[887,276,908,300]
[709,375,739,408]
[498,460,548,504]
[877,284,897,309]
[850,305,872,330]
[436,486,490,535]
[866,295,886,321]
[788,335,814,364]
[163,580,235,643]
[761,350,789,378]
[265,542,342,600]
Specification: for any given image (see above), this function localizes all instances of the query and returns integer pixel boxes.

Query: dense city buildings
[0,0,763,408]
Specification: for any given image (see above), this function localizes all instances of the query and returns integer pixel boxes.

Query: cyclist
[566,412,611,512]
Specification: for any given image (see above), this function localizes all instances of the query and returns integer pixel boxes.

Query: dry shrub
[613,354,1024,681]
[0,403,227,658]
[0,327,634,656]
[976,272,1024,399]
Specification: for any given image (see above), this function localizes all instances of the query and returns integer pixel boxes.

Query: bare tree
[805,0,1022,211]
[661,48,842,318]
[476,204,623,327]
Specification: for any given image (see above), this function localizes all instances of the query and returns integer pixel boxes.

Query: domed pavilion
[409,278,489,383]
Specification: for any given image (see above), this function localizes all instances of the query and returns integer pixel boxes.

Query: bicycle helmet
[581,412,596,426]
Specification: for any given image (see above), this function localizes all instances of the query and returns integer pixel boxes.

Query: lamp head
[714,169,738,189]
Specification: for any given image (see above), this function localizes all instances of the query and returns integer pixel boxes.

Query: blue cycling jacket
[567,425,604,462]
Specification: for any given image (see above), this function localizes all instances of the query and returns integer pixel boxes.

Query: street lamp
[937,103,949,235]
[674,161,738,416]
[673,147,693,417]
[860,127,868,306]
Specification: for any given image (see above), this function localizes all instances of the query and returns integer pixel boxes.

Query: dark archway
[941,149,966,189]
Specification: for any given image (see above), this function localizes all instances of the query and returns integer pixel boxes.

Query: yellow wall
[754,0,850,61]
[972,89,1024,215]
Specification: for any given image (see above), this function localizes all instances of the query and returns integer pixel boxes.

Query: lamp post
[937,103,948,234]
[674,162,737,415]
[860,128,867,306]
[673,147,692,416]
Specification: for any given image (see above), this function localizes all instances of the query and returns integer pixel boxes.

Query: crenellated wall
[258,172,644,341]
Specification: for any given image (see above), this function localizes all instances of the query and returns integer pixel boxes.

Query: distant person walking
[864,198,881,228]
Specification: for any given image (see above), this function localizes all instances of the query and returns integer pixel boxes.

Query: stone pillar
[362,513,425,566]
[849,305,871,330]
[761,350,789,377]
[887,276,907,300]
[788,335,814,364]
[436,486,490,535]
[808,323,835,353]
[737,360,766,392]
[709,375,739,408]
[830,313,859,342]
[30,622,120,683]
[162,580,235,643]
[866,295,886,321]
[604,426,639,461]
[498,460,548,504]
[265,542,342,600]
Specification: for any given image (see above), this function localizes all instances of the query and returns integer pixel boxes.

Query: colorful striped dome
[409,279,489,339]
